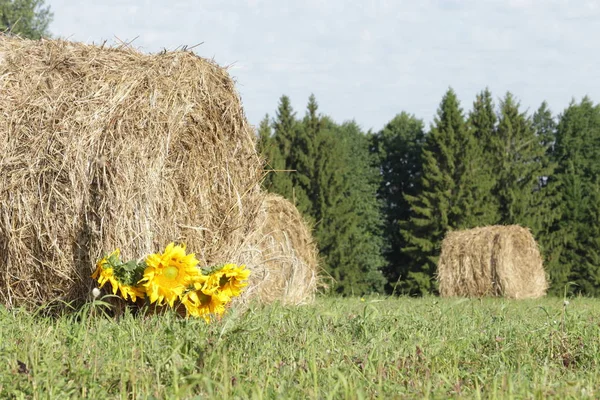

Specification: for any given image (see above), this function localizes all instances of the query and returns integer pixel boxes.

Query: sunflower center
[163,266,179,280]
[219,276,231,287]
[198,291,212,306]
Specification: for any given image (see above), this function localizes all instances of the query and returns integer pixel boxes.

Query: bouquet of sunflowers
[92,242,250,322]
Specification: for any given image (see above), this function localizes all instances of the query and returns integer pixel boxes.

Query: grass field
[1,295,599,399]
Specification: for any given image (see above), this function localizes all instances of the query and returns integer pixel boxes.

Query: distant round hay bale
[437,225,548,299]
[237,193,320,305]
[0,36,263,307]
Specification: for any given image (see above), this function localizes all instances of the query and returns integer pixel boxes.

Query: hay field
[1,296,599,399]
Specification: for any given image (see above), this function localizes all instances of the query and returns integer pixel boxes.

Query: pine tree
[371,112,425,290]
[401,88,490,294]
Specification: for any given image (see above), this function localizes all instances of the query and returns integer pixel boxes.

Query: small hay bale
[437,225,548,299]
[0,36,263,307]
[237,193,320,305]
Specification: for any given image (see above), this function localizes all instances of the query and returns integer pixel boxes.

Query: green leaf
[202,264,224,275]
[107,253,120,267]
[121,260,139,272]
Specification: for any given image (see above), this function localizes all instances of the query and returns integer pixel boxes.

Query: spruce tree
[401,88,489,294]
[312,121,350,290]
[578,179,600,295]
[493,93,553,235]
[533,101,557,154]
[256,114,272,155]
[554,97,600,178]
[257,114,285,190]
[530,102,562,284]
[312,117,342,233]
[466,88,500,226]
[549,163,589,294]
[469,88,497,154]
[313,120,385,294]
[550,98,600,295]
[289,94,321,218]
[338,122,386,293]
[371,112,425,290]
[269,95,297,199]
[531,101,558,196]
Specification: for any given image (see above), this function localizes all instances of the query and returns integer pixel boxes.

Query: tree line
[258,89,600,297]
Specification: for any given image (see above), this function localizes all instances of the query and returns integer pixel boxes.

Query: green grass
[1,295,599,399]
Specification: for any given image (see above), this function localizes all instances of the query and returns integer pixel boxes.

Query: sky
[48,0,600,132]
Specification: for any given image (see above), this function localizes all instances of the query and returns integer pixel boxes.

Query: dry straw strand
[437,225,548,299]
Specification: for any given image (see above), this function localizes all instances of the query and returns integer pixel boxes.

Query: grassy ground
[0,295,599,399]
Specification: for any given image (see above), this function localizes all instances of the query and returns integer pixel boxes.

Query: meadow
[1,295,599,399]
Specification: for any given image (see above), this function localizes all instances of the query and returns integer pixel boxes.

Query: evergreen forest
[257,89,600,296]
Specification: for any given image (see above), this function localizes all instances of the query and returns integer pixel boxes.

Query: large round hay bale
[437,225,548,299]
[237,193,320,305]
[0,36,263,307]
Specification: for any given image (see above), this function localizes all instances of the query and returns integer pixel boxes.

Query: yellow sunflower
[140,242,201,307]
[116,284,145,302]
[91,250,119,290]
[91,249,145,302]
[205,263,250,298]
[181,284,229,322]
